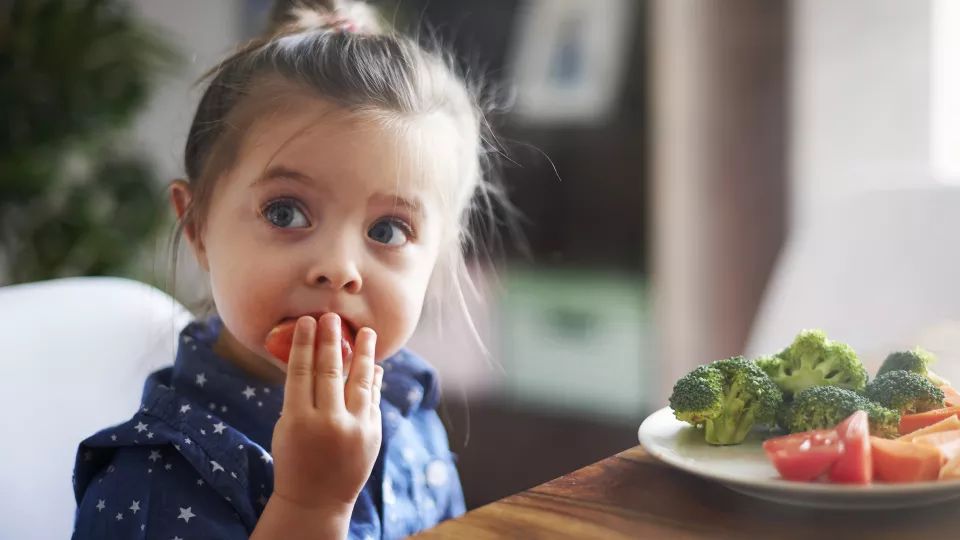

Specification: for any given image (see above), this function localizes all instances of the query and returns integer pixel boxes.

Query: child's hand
[270,314,384,514]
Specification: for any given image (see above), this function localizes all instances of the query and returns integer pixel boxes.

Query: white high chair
[745,185,960,381]
[0,277,193,540]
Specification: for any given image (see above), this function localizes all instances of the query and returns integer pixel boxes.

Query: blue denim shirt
[71,317,466,539]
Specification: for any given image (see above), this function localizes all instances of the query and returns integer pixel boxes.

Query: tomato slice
[762,429,844,481]
[264,316,354,363]
[828,410,873,484]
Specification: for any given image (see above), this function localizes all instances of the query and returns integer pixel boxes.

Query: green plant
[0,0,180,285]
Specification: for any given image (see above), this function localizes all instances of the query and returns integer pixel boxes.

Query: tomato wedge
[828,411,873,484]
[264,316,354,363]
[763,429,844,481]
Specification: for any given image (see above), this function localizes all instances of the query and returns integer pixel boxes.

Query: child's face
[175,100,453,376]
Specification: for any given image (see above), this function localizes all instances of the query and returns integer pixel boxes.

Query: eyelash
[259,198,417,241]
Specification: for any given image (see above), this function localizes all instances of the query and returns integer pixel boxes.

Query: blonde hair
[173,0,509,350]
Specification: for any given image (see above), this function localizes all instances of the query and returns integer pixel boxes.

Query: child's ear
[170,179,210,272]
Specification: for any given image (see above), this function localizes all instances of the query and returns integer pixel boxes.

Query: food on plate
[264,315,354,363]
[899,406,960,436]
[896,415,960,443]
[781,386,900,439]
[754,329,868,400]
[910,430,960,463]
[661,328,960,486]
[828,410,872,484]
[876,347,950,388]
[870,437,942,483]
[865,370,946,415]
[939,453,960,479]
[940,385,960,407]
[668,357,783,446]
[762,428,843,481]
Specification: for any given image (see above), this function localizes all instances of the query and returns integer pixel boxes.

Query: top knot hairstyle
[174,0,511,340]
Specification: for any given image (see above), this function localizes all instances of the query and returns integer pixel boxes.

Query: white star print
[107,465,115,473]
[178,507,196,523]
[134,422,148,433]
[196,373,207,387]
[174,444,181,451]
[149,450,162,462]
[407,388,422,404]
[148,469,153,474]
[257,401,263,407]
[211,461,225,473]
[263,387,271,394]
[226,496,232,502]
[402,447,416,462]
[383,477,396,505]
[129,501,140,514]
[260,452,272,464]
[140,524,145,531]
[209,402,216,410]
[200,429,206,435]
[242,386,256,399]
[213,422,226,434]
[165,464,172,471]
[147,432,154,439]
[258,494,268,506]
[184,335,193,343]
[386,411,398,422]
[221,405,228,413]
[206,414,212,419]
[197,479,204,486]
[173,537,184,540]
[180,404,191,414]
[96,499,105,512]
[238,444,244,450]
[110,434,117,441]
[184,438,192,445]
[231,472,237,479]
[115,513,123,521]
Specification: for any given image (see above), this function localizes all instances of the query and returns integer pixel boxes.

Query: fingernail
[297,316,315,333]
[359,328,376,349]
[324,313,340,335]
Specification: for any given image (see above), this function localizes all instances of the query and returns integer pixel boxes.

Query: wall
[130,0,242,303]
[790,0,933,228]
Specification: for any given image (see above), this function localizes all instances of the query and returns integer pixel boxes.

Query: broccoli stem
[704,382,756,445]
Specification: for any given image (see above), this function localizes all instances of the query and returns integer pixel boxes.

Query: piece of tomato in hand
[762,429,844,482]
[264,316,354,363]
[828,410,873,484]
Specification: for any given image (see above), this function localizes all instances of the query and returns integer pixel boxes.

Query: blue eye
[262,199,309,229]
[368,218,411,246]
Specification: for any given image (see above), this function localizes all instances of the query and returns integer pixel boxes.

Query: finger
[345,328,377,416]
[281,316,317,413]
[314,313,347,412]
[372,364,384,408]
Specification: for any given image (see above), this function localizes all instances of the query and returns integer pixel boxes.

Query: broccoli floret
[784,386,900,438]
[877,348,950,387]
[754,329,868,399]
[669,357,783,446]
[866,370,945,414]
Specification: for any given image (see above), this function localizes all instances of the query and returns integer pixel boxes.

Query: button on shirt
[71,317,466,539]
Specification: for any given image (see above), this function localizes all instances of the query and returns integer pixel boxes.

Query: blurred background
[5,0,960,517]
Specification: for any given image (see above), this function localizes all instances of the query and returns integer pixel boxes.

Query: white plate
[638,406,960,510]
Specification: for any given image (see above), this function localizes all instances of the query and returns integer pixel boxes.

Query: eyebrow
[252,165,316,187]
[371,192,424,217]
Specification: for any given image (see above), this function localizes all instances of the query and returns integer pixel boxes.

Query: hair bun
[268,0,383,35]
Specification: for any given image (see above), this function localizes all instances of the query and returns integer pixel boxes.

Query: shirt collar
[169,317,285,450]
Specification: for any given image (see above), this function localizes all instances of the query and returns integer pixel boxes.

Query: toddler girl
[71,1,500,538]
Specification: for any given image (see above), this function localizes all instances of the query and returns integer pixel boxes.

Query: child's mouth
[264,313,356,363]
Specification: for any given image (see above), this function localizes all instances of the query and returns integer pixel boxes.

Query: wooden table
[414,445,960,539]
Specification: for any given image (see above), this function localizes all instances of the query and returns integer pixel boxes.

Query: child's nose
[308,257,362,293]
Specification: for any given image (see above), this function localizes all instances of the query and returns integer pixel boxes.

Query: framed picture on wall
[506,0,637,127]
